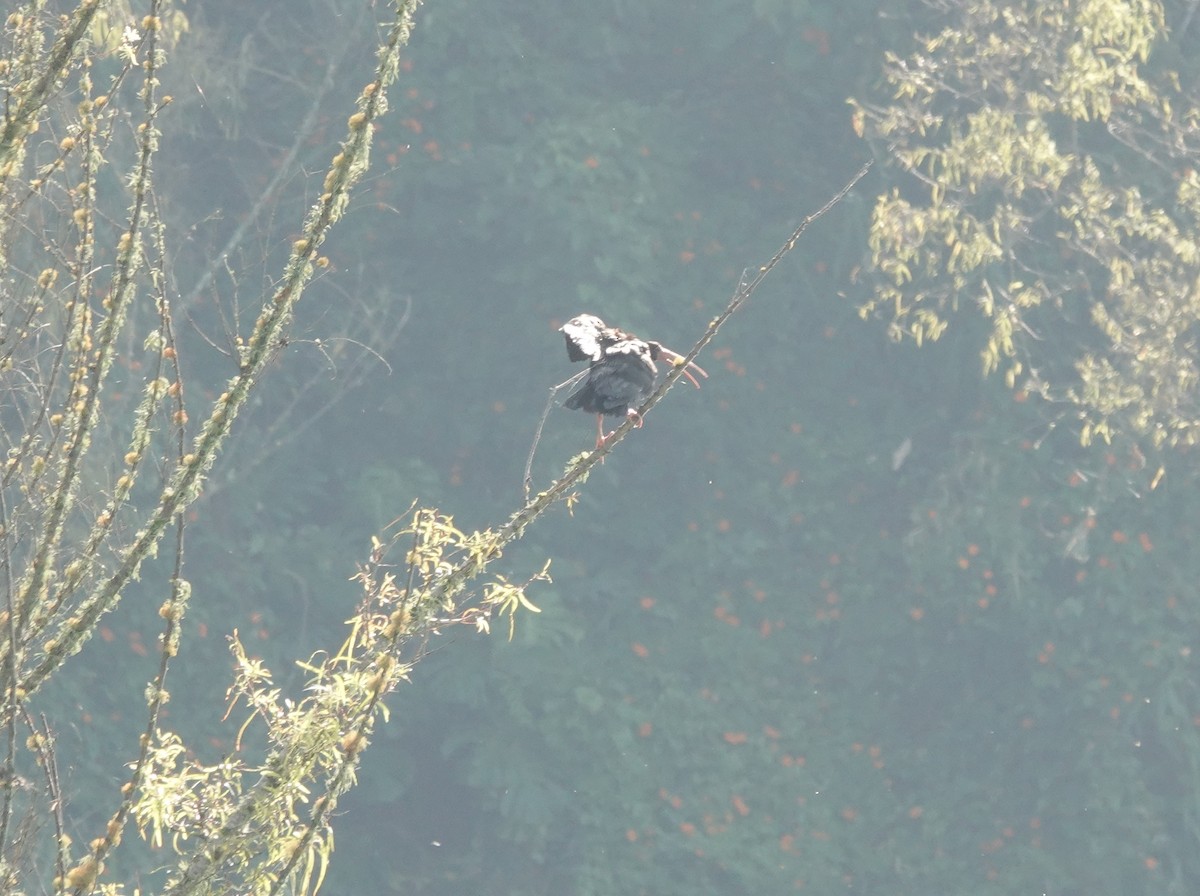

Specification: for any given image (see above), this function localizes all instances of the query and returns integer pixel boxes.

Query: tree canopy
[856,0,1200,448]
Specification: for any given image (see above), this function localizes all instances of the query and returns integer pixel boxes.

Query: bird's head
[560,314,609,362]
[560,313,606,333]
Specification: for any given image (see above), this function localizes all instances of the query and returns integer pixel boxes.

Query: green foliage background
[10,0,1200,894]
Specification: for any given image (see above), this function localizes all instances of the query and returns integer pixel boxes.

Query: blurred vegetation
[4,1,1200,896]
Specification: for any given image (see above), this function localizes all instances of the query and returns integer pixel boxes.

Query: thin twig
[177,39,346,313]
[523,369,588,499]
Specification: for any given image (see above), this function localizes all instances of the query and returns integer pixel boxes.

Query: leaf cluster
[854,0,1200,447]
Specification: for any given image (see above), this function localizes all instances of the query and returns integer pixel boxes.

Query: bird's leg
[596,409,643,447]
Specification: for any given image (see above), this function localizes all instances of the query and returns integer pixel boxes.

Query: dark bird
[560,314,707,446]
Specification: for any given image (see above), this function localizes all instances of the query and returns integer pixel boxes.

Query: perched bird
[560,314,707,446]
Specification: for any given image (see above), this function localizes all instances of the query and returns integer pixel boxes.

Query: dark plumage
[565,336,658,417]
[559,313,707,445]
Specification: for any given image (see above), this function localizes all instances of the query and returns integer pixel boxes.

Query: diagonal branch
[521,160,874,507]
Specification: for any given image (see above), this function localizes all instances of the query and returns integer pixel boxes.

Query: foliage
[853,0,1200,448]
[126,507,551,896]
[0,1,437,892]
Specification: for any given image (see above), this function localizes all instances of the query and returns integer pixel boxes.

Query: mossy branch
[0,0,101,192]
[15,0,422,707]
[13,0,170,704]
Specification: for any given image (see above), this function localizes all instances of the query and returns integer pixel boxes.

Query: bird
[559,314,707,446]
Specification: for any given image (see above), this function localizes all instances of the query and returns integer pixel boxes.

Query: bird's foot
[593,409,642,450]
